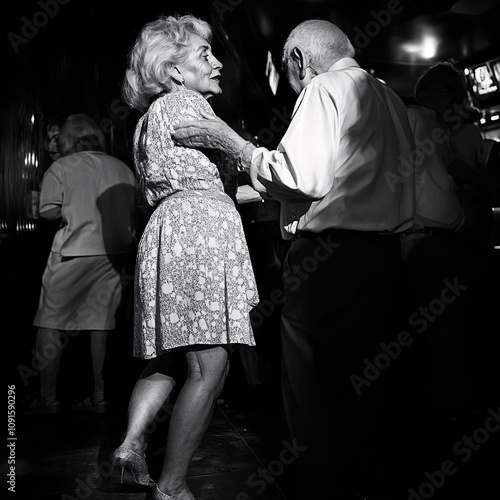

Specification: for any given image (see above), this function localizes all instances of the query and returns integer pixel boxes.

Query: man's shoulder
[313,62,366,89]
[308,72,345,97]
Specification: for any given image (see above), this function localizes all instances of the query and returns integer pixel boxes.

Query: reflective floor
[11,373,291,500]
[13,408,290,499]
[9,366,500,500]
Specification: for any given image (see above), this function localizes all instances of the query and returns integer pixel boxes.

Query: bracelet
[237,141,252,172]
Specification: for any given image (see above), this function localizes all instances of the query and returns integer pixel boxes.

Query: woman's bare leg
[156,346,229,499]
[120,367,176,455]
[89,329,108,401]
[36,328,63,403]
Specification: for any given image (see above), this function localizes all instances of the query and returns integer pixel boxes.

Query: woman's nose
[212,56,223,70]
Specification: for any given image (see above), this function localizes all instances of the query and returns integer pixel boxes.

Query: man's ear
[292,47,307,81]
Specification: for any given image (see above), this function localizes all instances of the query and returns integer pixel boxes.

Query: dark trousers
[281,229,400,499]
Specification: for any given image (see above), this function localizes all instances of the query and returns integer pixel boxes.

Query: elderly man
[174,19,415,500]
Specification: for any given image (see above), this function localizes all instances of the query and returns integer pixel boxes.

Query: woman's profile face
[177,34,223,99]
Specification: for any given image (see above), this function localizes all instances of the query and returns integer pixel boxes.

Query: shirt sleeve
[250,81,339,202]
[39,163,63,219]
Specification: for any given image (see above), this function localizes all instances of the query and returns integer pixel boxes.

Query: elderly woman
[111,14,258,500]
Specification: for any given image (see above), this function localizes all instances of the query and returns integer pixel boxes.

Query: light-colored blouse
[40,151,140,256]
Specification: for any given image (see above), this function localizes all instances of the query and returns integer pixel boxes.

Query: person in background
[33,115,67,269]
[111,15,258,500]
[443,64,500,239]
[403,62,497,425]
[173,18,415,500]
[432,63,500,409]
[45,120,62,163]
[24,113,141,415]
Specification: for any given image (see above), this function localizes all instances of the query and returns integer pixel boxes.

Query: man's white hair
[282,19,355,89]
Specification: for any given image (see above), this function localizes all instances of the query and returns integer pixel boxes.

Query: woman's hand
[172,109,248,160]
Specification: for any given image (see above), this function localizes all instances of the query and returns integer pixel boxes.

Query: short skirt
[33,252,124,331]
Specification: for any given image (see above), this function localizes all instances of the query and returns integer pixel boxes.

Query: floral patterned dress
[132,89,259,359]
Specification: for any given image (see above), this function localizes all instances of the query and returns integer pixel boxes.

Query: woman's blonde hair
[58,113,105,156]
[122,14,213,113]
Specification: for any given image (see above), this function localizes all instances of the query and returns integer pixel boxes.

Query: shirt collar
[327,57,360,72]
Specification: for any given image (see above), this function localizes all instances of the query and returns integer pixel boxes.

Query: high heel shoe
[145,485,176,499]
[111,446,156,486]
[145,485,200,500]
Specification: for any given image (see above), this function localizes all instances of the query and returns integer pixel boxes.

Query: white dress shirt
[249,57,416,238]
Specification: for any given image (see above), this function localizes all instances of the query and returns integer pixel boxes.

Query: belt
[296,228,396,240]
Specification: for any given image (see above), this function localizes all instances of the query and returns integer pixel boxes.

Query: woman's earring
[173,68,185,86]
